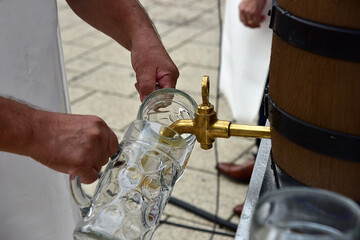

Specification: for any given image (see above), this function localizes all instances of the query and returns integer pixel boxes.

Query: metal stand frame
[235,135,275,240]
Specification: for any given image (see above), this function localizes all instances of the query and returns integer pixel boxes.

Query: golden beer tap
[168,76,271,150]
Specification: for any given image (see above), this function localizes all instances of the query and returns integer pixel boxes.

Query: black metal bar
[168,197,238,231]
[269,0,360,62]
[266,94,360,162]
[159,220,236,238]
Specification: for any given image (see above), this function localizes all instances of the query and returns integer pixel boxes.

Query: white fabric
[220,0,273,124]
[0,0,78,239]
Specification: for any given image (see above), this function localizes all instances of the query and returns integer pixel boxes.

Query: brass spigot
[169,76,271,150]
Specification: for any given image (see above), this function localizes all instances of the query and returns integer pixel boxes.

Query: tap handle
[202,75,210,107]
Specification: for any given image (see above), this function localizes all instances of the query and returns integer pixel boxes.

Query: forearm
[65,0,160,51]
[0,96,37,156]
[66,0,179,101]
[0,96,119,182]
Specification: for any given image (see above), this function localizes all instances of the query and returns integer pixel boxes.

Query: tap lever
[201,76,210,107]
[168,75,271,150]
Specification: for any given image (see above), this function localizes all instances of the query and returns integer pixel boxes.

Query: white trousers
[0,0,78,239]
[220,0,273,124]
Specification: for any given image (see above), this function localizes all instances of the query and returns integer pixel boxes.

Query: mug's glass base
[278,221,343,239]
[73,228,114,240]
[73,227,155,240]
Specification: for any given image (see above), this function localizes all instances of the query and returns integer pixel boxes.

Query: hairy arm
[0,96,35,156]
[0,96,119,183]
[65,0,153,51]
[66,0,179,101]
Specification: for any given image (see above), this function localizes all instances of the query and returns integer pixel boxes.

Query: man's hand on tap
[131,31,179,102]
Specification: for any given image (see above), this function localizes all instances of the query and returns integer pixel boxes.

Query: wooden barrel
[269,0,360,201]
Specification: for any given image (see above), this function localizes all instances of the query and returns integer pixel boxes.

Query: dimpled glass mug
[137,88,198,173]
[71,120,188,240]
[249,187,360,240]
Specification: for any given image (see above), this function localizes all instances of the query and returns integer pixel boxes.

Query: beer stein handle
[69,175,92,209]
[69,150,121,210]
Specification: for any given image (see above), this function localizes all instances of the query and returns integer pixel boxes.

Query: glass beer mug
[71,120,188,240]
[71,88,198,240]
[250,187,360,240]
[137,88,198,172]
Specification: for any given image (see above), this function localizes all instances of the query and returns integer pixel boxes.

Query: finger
[107,130,119,157]
[98,155,110,167]
[134,82,140,94]
[247,14,262,28]
[249,20,259,28]
[246,13,254,25]
[94,163,103,173]
[80,168,99,184]
[239,10,248,25]
[157,74,177,89]
[252,13,264,25]
[136,72,156,102]
[238,3,246,22]
[244,13,253,27]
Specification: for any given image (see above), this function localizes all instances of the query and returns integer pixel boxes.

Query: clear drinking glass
[137,88,198,172]
[250,187,360,240]
[71,120,188,240]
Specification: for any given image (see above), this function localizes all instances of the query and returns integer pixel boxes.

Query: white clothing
[0,0,78,239]
[220,0,273,124]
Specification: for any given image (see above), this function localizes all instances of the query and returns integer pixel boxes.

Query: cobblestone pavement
[57,0,257,239]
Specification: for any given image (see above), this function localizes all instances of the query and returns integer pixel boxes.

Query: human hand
[131,32,179,102]
[30,111,119,184]
[239,0,267,28]
[65,0,179,102]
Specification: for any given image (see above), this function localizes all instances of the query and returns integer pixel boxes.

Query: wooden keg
[268,0,360,201]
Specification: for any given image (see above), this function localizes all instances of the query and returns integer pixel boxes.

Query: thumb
[157,73,177,89]
[136,71,156,102]
[107,130,119,157]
